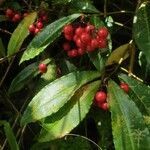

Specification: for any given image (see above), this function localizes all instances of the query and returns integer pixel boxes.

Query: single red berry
[63,24,74,35]
[98,39,107,48]
[98,27,109,39]
[41,15,48,22]
[75,27,85,36]
[34,28,40,34]
[5,8,14,18]
[120,82,129,93]
[77,48,85,56]
[64,33,73,41]
[100,102,109,111]
[28,24,36,33]
[95,91,107,103]
[86,44,95,52]
[38,63,47,73]
[81,32,91,44]
[36,21,43,29]
[90,39,99,49]
[85,24,95,33]
[67,49,78,57]
[75,38,85,49]
[63,42,71,51]
[12,13,21,22]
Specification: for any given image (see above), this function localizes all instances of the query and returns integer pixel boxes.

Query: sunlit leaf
[7,12,37,57]
[38,80,100,142]
[21,71,100,126]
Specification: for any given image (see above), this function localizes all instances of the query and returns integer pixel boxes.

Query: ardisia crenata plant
[0,0,150,150]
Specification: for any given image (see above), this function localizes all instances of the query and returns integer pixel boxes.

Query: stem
[0,28,12,35]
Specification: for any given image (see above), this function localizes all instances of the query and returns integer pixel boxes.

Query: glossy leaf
[21,71,100,126]
[108,80,150,150]
[8,62,39,94]
[38,80,100,142]
[20,14,81,64]
[7,12,37,57]
[106,43,129,66]
[0,121,19,150]
[119,74,150,115]
[133,2,150,64]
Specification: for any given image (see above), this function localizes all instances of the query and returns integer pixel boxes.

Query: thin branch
[0,28,12,35]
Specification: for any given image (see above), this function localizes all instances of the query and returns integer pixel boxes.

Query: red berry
[63,24,74,35]
[64,34,73,41]
[67,49,78,57]
[85,24,95,33]
[81,32,91,44]
[75,27,85,36]
[41,15,48,22]
[29,24,36,33]
[36,21,43,29]
[98,39,107,48]
[34,28,40,34]
[90,39,99,49]
[100,102,109,111]
[5,8,14,18]
[75,38,85,49]
[98,27,109,39]
[77,48,85,56]
[63,42,71,51]
[95,91,107,103]
[120,82,129,93]
[12,13,21,22]
[38,63,47,73]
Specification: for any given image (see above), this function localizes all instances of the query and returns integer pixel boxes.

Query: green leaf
[133,2,150,64]
[0,121,19,150]
[108,80,150,150]
[8,62,39,94]
[70,1,99,13]
[7,12,37,57]
[38,80,100,142]
[21,71,100,126]
[20,14,81,64]
[106,43,129,66]
[0,38,5,57]
[119,74,150,115]
[0,15,7,22]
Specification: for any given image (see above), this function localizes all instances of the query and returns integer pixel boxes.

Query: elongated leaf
[108,80,150,150]
[0,121,19,150]
[8,62,39,94]
[0,15,7,22]
[20,14,81,64]
[133,2,150,64]
[21,71,100,126]
[7,12,37,57]
[106,43,129,66]
[119,74,150,115]
[38,80,100,142]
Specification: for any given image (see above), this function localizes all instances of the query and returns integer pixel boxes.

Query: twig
[0,28,12,35]
[104,0,107,17]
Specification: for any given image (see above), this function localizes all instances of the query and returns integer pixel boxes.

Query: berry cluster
[62,23,109,58]
[5,8,22,22]
[95,91,108,111]
[28,11,48,35]
[94,82,129,111]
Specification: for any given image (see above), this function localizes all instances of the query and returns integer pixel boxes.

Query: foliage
[0,0,150,150]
